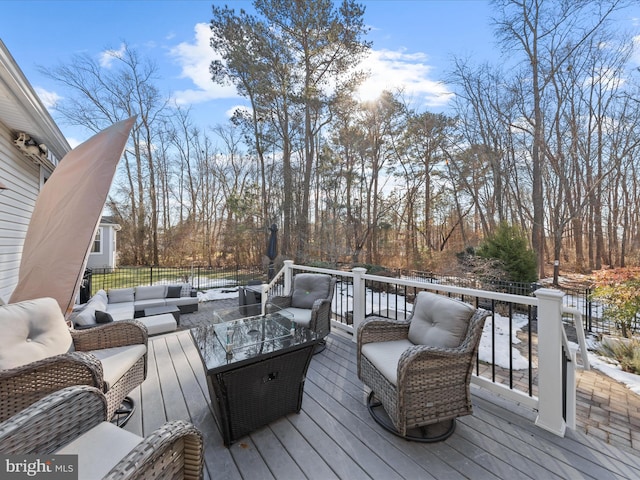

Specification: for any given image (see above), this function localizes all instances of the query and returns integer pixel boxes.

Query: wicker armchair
[268,273,336,349]
[0,297,147,423]
[357,291,489,442]
[0,385,204,479]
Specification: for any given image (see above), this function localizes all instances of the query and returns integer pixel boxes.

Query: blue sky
[1,1,639,147]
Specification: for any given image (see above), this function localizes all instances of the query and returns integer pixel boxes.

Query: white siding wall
[0,122,43,302]
[86,226,117,269]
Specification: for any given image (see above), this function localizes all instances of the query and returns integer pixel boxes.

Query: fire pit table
[191,304,318,446]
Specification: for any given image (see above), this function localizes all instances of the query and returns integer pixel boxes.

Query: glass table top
[191,304,317,372]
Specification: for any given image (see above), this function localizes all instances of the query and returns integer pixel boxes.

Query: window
[91,227,103,254]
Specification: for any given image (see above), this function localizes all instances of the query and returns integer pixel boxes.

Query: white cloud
[169,25,452,110]
[632,35,640,65]
[226,105,251,119]
[100,43,126,68]
[585,66,626,91]
[357,48,453,108]
[169,22,238,105]
[35,87,62,109]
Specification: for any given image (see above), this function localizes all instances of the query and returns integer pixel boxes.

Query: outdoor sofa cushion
[135,285,167,301]
[291,274,332,309]
[108,287,135,304]
[407,291,475,348]
[105,303,133,322]
[133,298,167,310]
[72,291,109,327]
[0,298,73,370]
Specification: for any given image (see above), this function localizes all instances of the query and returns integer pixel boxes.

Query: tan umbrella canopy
[10,117,136,316]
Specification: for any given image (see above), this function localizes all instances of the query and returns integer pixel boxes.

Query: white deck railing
[259,260,575,437]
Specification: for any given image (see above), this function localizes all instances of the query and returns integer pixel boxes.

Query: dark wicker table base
[208,343,316,446]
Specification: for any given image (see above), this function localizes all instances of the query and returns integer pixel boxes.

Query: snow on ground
[478,313,530,370]
[572,334,640,395]
[586,354,640,395]
[198,287,239,302]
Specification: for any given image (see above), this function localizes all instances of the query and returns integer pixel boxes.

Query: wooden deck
[123,329,640,479]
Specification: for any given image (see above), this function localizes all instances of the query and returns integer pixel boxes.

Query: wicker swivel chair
[357,291,489,442]
[0,297,147,424]
[268,273,336,351]
[0,385,204,479]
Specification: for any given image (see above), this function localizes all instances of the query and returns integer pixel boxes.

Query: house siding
[0,122,45,301]
[87,224,118,269]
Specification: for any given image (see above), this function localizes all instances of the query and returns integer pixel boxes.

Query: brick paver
[576,368,640,452]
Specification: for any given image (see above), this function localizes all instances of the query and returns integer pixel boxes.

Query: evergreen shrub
[476,223,537,283]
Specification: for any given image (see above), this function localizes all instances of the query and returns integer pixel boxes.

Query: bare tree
[42,43,169,265]
[492,0,622,277]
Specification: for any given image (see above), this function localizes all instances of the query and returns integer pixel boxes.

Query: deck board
[267,416,341,480]
[124,329,640,479]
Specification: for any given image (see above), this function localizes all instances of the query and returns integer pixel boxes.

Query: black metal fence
[87,265,265,295]
[85,265,638,336]
[405,270,640,336]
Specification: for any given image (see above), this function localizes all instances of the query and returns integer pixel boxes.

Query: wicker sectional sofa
[72,284,198,329]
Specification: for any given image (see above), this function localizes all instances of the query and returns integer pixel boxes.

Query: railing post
[260,282,268,315]
[283,260,294,295]
[565,345,577,430]
[534,288,567,437]
[351,267,367,343]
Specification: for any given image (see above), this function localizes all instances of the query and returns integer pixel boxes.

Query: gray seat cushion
[56,422,142,479]
[139,314,176,335]
[90,345,147,389]
[361,339,414,386]
[134,298,167,310]
[291,274,331,309]
[105,303,134,322]
[407,292,475,348]
[280,307,312,327]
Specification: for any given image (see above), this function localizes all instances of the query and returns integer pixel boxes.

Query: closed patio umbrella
[267,224,278,280]
[10,117,136,316]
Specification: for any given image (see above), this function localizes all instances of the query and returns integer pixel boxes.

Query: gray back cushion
[135,285,167,301]
[108,288,135,304]
[407,292,475,348]
[291,274,331,309]
[0,297,73,370]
